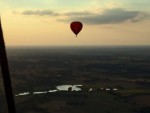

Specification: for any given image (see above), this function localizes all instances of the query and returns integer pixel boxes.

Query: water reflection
[15,92,29,96]
[15,85,82,96]
[33,91,47,95]
[15,85,118,97]
[56,85,82,91]
[48,89,57,93]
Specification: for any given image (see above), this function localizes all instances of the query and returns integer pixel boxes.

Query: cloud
[19,10,93,16]
[64,11,93,16]
[64,8,148,24]
[17,8,148,24]
[21,9,59,16]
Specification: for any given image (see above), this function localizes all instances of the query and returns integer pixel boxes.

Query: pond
[15,84,83,96]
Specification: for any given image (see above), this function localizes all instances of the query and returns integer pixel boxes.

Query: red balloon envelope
[70,21,83,37]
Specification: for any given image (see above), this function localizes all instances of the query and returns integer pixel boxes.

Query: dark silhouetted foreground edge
[0,18,16,113]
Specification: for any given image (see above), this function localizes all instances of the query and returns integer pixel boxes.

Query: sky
[0,0,150,46]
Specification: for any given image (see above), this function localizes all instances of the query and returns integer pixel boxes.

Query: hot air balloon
[70,21,83,37]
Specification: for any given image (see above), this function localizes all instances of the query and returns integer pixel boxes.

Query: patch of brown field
[130,95,150,106]
[39,100,68,112]
[126,79,150,83]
